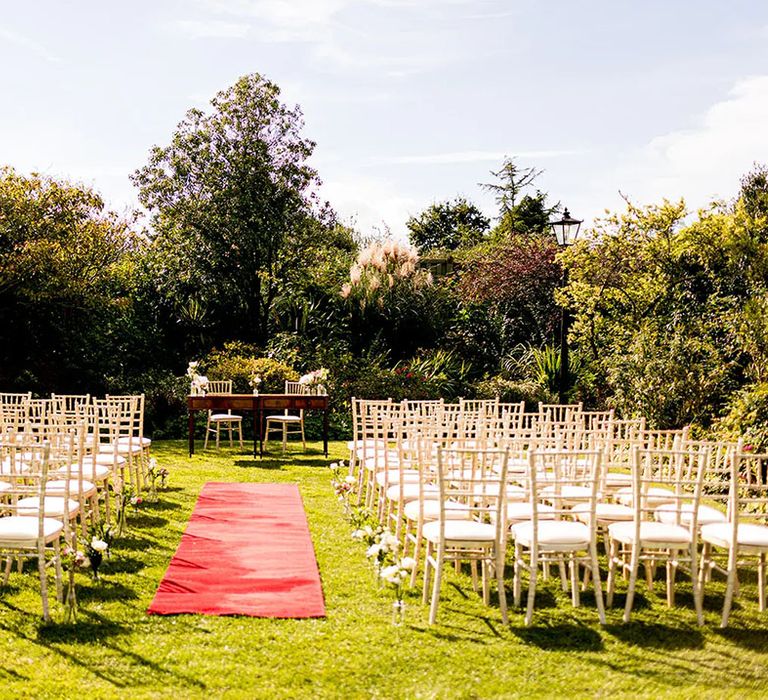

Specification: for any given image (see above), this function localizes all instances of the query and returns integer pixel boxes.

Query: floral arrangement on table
[249,374,262,395]
[299,368,329,394]
[187,361,209,395]
[380,556,416,626]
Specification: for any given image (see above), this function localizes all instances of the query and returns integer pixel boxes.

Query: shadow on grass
[234,459,283,470]
[604,621,705,649]
[0,667,28,681]
[105,555,147,575]
[715,627,768,651]
[75,580,139,603]
[114,534,155,552]
[512,623,604,651]
[36,611,207,690]
[38,610,128,644]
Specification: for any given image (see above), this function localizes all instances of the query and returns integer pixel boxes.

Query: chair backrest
[285,380,307,395]
[207,380,233,394]
[538,402,583,424]
[435,446,510,541]
[631,445,708,530]
[528,448,602,525]
[730,448,768,528]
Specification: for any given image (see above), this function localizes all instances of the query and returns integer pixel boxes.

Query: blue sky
[1,1,768,236]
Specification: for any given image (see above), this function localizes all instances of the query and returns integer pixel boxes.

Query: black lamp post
[550,207,583,404]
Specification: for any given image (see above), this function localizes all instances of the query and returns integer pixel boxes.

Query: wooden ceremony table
[187,393,329,458]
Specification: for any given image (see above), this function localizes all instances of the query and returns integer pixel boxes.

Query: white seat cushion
[265,415,301,423]
[608,520,691,546]
[99,442,143,456]
[511,520,591,548]
[117,436,151,447]
[0,481,11,494]
[615,486,675,507]
[375,469,419,487]
[404,499,471,521]
[572,502,633,523]
[57,463,112,481]
[0,456,31,475]
[85,454,127,467]
[210,414,244,422]
[16,496,80,518]
[655,503,726,527]
[604,471,632,488]
[701,522,768,550]
[364,453,401,470]
[540,485,593,502]
[0,516,63,545]
[46,479,97,497]
[422,519,496,543]
[502,502,555,523]
[386,483,439,502]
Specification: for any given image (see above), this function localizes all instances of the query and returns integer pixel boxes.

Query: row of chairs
[347,398,768,627]
[0,393,151,619]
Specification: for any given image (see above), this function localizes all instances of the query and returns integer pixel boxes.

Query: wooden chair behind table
[204,380,243,449]
[265,381,306,455]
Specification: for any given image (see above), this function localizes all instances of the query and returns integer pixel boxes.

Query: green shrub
[203,342,298,393]
[474,375,552,408]
[717,382,768,451]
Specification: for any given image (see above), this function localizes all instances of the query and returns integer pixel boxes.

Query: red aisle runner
[148,482,326,617]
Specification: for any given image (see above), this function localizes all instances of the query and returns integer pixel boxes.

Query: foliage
[473,375,552,406]
[458,235,561,350]
[202,341,298,393]
[132,73,343,348]
[480,157,558,238]
[406,197,489,253]
[717,382,768,452]
[0,166,143,393]
[563,197,754,427]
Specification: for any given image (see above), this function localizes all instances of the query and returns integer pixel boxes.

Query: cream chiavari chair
[0,441,64,621]
[265,381,304,454]
[699,446,768,627]
[602,417,647,493]
[101,395,145,492]
[511,448,605,626]
[606,445,707,624]
[422,445,510,625]
[204,381,244,450]
[538,402,583,425]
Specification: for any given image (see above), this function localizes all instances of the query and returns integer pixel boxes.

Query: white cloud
[614,75,768,210]
[319,173,419,239]
[376,149,583,165]
[0,27,59,63]
[171,20,250,39]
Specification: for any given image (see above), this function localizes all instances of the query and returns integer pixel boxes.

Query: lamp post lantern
[550,207,583,404]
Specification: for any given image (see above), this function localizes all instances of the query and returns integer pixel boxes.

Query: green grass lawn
[2,440,768,699]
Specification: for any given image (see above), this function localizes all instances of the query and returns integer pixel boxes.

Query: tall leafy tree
[406,197,490,253]
[0,166,141,391]
[481,157,558,238]
[132,73,330,347]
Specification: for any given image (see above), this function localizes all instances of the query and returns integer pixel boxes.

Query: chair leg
[570,554,580,607]
[513,543,523,607]
[606,538,617,608]
[525,548,538,626]
[428,544,445,625]
[37,548,50,622]
[690,543,703,627]
[228,422,233,448]
[721,545,738,628]
[590,540,606,624]
[282,424,287,455]
[301,420,306,451]
[238,421,244,448]
[422,542,433,604]
[216,422,221,449]
[53,539,63,603]
[623,544,641,623]
[496,548,508,625]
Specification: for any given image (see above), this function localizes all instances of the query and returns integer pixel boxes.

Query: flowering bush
[342,240,432,303]
[203,342,299,393]
[299,367,329,392]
